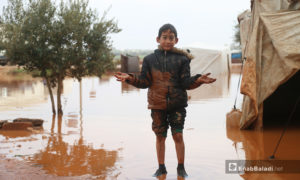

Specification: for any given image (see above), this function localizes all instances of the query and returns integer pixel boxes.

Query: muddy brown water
[0,73,300,180]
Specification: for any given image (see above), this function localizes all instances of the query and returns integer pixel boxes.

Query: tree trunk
[51,114,56,133]
[45,77,56,114]
[57,113,63,135]
[57,74,63,115]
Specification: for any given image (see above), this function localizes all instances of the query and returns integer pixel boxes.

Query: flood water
[1,72,300,180]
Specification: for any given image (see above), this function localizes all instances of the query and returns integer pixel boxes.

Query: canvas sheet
[239,0,300,129]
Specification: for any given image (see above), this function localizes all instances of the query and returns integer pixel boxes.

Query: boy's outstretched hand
[196,73,216,84]
[114,72,130,82]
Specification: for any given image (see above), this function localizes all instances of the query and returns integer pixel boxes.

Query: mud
[1,122,33,130]
[0,154,77,180]
[13,118,44,126]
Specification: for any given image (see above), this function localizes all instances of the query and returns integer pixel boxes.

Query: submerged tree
[0,0,121,114]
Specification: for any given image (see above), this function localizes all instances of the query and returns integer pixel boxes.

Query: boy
[115,24,216,178]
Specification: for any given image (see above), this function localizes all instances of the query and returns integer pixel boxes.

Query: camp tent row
[238,0,300,130]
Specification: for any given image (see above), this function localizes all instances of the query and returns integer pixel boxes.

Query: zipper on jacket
[164,51,167,72]
[164,51,169,110]
[166,86,170,110]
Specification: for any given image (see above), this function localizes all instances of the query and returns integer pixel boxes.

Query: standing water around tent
[0,65,300,179]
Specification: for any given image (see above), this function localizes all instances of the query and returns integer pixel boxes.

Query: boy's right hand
[114,72,130,82]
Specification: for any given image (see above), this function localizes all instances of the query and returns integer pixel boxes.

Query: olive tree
[0,0,120,114]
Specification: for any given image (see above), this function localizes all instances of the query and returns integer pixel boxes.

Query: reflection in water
[33,137,119,177]
[0,128,41,158]
[226,126,300,179]
[0,130,34,139]
[27,84,121,177]
[155,174,186,180]
[188,72,230,101]
[0,74,240,179]
[227,128,300,160]
[2,72,300,179]
[0,78,73,111]
[30,114,121,178]
[66,116,78,129]
[121,81,139,93]
[0,80,48,109]
[89,78,96,99]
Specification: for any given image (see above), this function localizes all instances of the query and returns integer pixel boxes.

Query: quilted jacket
[126,46,202,110]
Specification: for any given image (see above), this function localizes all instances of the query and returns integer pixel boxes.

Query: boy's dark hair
[158,23,177,38]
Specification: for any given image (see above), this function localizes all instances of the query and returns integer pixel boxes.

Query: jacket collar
[157,45,194,60]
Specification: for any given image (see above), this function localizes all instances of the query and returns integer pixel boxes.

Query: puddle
[0,72,299,179]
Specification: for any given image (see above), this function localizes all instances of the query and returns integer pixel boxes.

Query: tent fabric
[189,48,228,76]
[239,0,300,129]
[261,11,300,68]
[187,48,230,101]
[238,10,252,56]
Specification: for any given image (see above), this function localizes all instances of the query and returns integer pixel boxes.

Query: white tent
[186,47,231,101]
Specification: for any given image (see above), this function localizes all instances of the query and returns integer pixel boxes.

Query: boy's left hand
[196,73,216,84]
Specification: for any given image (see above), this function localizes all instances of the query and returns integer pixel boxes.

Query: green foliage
[7,68,26,75]
[1,0,121,114]
[234,23,241,45]
[7,68,41,78]
[231,22,241,50]
[0,0,121,81]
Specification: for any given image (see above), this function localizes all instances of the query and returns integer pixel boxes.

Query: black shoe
[177,167,188,178]
[152,168,167,177]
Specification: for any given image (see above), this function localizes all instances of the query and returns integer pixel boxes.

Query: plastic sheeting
[239,0,300,129]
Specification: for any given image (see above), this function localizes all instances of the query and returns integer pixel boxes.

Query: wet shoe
[177,167,188,178]
[152,168,167,177]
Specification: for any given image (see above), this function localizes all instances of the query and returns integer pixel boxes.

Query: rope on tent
[231,2,254,109]
[269,94,300,159]
[233,57,245,110]
[226,7,253,129]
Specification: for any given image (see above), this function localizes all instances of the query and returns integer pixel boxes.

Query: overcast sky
[0,0,250,50]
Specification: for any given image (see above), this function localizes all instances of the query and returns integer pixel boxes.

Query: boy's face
[156,29,178,51]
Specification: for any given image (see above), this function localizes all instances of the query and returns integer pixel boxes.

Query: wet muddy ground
[0,67,300,180]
